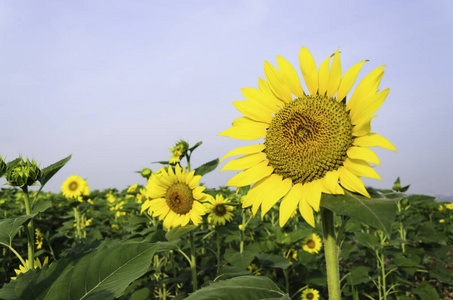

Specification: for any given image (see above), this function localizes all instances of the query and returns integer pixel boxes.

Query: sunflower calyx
[169,139,189,164]
[0,156,6,177]
[6,157,42,188]
[139,168,152,179]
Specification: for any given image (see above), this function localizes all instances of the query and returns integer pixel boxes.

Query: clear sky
[1,0,452,198]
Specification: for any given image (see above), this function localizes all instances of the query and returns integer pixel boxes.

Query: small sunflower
[219,47,395,227]
[127,183,138,193]
[141,164,208,228]
[302,233,322,254]
[35,228,43,250]
[301,288,320,300]
[11,257,49,280]
[445,203,453,210]
[205,194,235,226]
[61,175,89,199]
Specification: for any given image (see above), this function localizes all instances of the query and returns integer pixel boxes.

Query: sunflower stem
[189,231,198,292]
[216,229,221,274]
[321,207,341,300]
[22,186,34,270]
[73,207,82,240]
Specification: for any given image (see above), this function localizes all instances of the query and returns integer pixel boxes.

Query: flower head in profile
[219,47,396,227]
[301,288,320,300]
[168,139,189,165]
[141,164,208,228]
[127,183,138,193]
[11,257,49,280]
[302,233,322,254]
[35,228,43,250]
[205,194,235,226]
[61,175,89,199]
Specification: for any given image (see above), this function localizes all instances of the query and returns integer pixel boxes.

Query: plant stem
[321,207,341,300]
[73,207,82,240]
[189,231,198,292]
[216,229,221,274]
[22,186,34,270]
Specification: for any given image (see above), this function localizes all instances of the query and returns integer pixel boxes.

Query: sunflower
[35,228,43,250]
[205,194,235,226]
[219,47,396,227]
[301,288,320,300]
[302,233,322,254]
[61,175,89,199]
[141,164,208,228]
[11,257,49,280]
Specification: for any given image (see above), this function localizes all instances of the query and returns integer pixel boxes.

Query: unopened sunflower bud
[140,168,152,179]
[6,157,41,187]
[0,156,6,176]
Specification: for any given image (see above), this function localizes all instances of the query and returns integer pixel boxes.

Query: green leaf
[411,281,440,300]
[38,154,72,187]
[255,253,290,270]
[354,232,380,250]
[165,225,198,241]
[224,249,256,269]
[185,276,289,300]
[348,266,371,285]
[188,141,203,152]
[31,200,52,214]
[194,158,219,176]
[321,189,404,235]
[0,215,34,248]
[0,242,168,300]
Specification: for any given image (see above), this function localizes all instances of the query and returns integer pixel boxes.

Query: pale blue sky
[1,1,452,198]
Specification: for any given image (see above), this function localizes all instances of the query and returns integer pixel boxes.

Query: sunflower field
[1,47,453,299]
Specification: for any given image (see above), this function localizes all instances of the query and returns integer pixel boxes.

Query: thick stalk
[22,186,34,270]
[321,207,341,300]
[189,231,198,292]
[73,207,82,240]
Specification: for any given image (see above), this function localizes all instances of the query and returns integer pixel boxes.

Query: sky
[1,0,452,199]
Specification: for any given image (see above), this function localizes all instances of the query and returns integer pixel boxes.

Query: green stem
[73,207,82,240]
[189,231,198,292]
[216,229,221,274]
[8,245,27,269]
[22,186,34,270]
[321,207,341,300]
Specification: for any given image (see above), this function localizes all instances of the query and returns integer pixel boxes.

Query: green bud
[0,156,6,177]
[6,157,42,187]
[140,168,152,179]
[170,139,189,158]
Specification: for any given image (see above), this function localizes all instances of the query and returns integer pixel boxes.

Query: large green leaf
[224,249,255,269]
[255,253,290,270]
[194,158,219,176]
[185,276,289,300]
[165,225,197,241]
[0,215,34,248]
[0,242,173,300]
[321,189,404,235]
[38,154,72,187]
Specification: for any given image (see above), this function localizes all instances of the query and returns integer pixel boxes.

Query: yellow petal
[321,170,344,195]
[343,158,381,180]
[350,88,389,125]
[301,180,322,211]
[175,165,183,182]
[241,87,279,113]
[232,101,273,124]
[258,78,286,108]
[279,183,303,227]
[220,153,267,171]
[299,196,315,227]
[189,175,201,189]
[352,116,376,137]
[336,60,367,102]
[242,176,268,209]
[163,211,177,228]
[185,169,196,185]
[232,116,269,128]
[277,55,305,98]
[338,166,370,197]
[353,133,396,152]
[347,65,385,112]
[193,186,206,199]
[227,160,273,187]
[299,47,318,95]
[261,176,292,217]
[347,146,380,165]
[220,144,266,163]
[264,61,292,103]
[327,49,342,98]
[318,55,331,95]
[218,125,267,140]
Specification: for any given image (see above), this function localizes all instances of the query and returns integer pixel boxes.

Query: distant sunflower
[11,257,49,280]
[219,47,395,227]
[302,233,322,254]
[205,194,235,226]
[301,288,320,300]
[61,175,89,199]
[35,228,43,250]
[141,164,208,228]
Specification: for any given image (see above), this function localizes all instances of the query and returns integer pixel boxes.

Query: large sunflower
[141,164,208,228]
[61,175,89,199]
[219,47,395,227]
